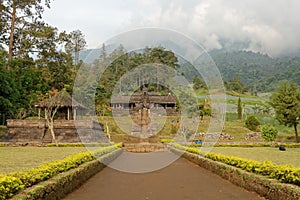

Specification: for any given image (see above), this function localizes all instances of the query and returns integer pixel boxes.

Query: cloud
[124,0,300,56]
[44,0,300,56]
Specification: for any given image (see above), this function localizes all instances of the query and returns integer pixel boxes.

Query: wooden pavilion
[34,91,86,120]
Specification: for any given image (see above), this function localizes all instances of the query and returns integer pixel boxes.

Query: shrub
[261,124,278,142]
[245,115,260,131]
[0,175,24,200]
[160,139,173,144]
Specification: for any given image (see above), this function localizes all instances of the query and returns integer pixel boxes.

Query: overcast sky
[43,0,300,56]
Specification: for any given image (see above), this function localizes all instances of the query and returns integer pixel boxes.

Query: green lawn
[0,147,87,174]
[211,147,300,167]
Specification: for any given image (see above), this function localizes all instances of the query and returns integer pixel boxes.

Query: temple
[111,88,178,116]
[0,91,106,145]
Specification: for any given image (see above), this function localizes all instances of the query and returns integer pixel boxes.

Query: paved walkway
[64,152,264,200]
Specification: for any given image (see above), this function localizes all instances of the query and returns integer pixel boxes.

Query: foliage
[0,1,80,123]
[0,0,52,58]
[193,76,207,90]
[245,115,260,131]
[0,175,24,200]
[261,124,278,142]
[271,81,300,143]
[210,49,300,92]
[92,46,179,113]
[173,144,300,186]
[237,97,242,120]
[225,77,249,94]
[160,139,173,144]
[0,144,120,199]
[65,29,86,65]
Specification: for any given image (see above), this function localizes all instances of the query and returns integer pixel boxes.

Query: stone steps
[122,143,167,153]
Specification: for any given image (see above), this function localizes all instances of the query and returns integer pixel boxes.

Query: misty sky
[43,0,300,56]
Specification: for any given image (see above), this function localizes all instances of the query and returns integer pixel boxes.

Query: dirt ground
[64,152,264,200]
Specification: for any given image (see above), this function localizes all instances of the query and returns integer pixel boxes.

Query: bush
[261,124,278,142]
[0,175,24,200]
[245,115,260,131]
[160,139,173,144]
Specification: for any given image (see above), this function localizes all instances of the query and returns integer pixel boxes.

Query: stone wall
[0,119,107,144]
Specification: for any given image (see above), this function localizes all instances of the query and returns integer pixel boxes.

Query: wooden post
[73,108,77,120]
[44,108,47,119]
[38,108,41,119]
[67,107,70,120]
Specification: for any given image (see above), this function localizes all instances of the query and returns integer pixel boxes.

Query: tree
[0,51,20,122]
[271,81,300,143]
[65,30,86,65]
[193,76,207,90]
[225,77,249,93]
[237,97,242,120]
[261,124,278,142]
[0,0,51,59]
[40,89,68,146]
[245,115,260,132]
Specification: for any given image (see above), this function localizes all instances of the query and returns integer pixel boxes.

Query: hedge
[178,143,300,148]
[172,143,300,186]
[160,139,173,144]
[0,144,121,200]
[46,143,112,147]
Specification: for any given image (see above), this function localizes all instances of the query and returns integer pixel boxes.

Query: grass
[0,147,86,174]
[98,108,297,143]
[211,147,300,167]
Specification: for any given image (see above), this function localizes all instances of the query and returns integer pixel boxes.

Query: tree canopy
[271,81,300,143]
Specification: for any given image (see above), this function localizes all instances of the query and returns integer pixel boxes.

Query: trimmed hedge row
[172,143,300,186]
[171,142,300,148]
[46,143,112,147]
[0,144,121,200]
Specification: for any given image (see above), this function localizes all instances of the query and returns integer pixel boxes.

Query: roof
[111,93,177,104]
[34,91,86,109]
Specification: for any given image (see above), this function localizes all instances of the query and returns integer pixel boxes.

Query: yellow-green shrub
[0,175,24,200]
[160,139,173,144]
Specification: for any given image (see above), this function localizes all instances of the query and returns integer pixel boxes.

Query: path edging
[11,148,123,200]
[171,147,300,200]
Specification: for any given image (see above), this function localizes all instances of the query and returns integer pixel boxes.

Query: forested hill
[209,49,300,92]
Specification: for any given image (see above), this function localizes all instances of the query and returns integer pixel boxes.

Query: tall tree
[237,97,242,120]
[65,30,86,65]
[271,81,300,143]
[0,0,51,59]
[0,49,19,122]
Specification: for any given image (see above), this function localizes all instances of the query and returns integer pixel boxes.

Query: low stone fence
[12,148,122,200]
[171,148,300,200]
[0,119,106,144]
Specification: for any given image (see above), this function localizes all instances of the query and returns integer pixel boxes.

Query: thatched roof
[34,91,86,109]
